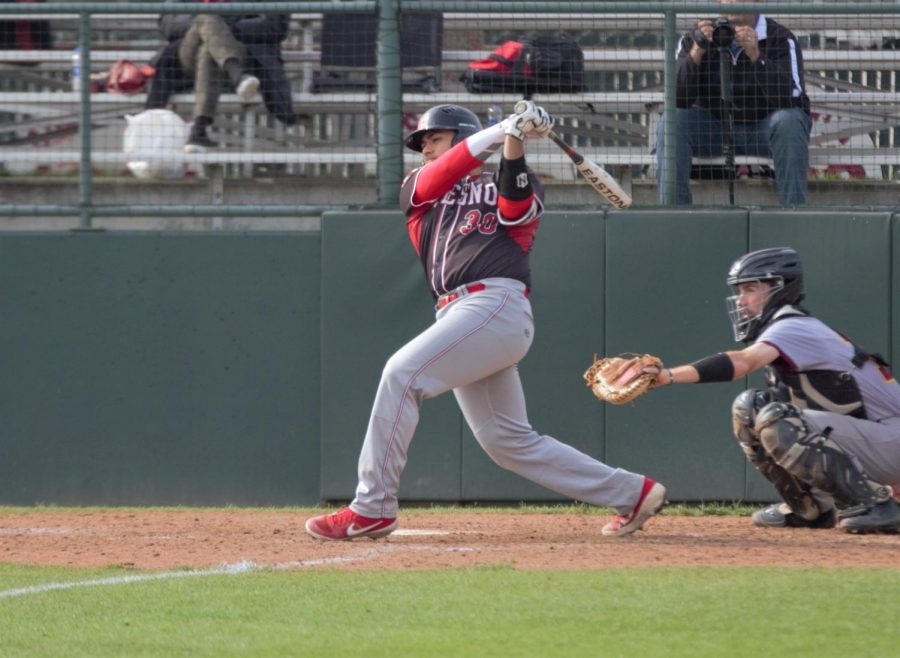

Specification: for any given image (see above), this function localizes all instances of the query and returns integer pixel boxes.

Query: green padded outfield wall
[0,232,321,506]
[0,210,897,506]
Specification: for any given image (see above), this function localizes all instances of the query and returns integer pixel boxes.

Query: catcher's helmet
[725,247,805,343]
[404,104,482,152]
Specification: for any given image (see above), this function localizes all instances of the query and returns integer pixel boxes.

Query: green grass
[1,505,890,657]
[1,564,898,658]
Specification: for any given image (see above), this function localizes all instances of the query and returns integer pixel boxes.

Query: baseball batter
[306,102,666,541]
[645,247,900,533]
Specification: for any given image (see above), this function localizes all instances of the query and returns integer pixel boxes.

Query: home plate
[393,529,450,537]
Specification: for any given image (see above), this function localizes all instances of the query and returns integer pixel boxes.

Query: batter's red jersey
[400,145,544,300]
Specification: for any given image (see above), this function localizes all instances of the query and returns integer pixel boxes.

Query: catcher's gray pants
[178,15,247,119]
[350,277,647,519]
[802,410,900,494]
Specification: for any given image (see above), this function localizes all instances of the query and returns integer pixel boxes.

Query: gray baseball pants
[802,410,900,493]
[350,277,647,519]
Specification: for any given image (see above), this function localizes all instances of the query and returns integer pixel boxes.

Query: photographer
[656,0,811,206]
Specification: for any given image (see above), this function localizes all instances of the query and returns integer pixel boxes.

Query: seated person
[145,0,298,152]
[656,0,811,206]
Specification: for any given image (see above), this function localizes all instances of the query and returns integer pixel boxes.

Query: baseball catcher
[591,247,900,534]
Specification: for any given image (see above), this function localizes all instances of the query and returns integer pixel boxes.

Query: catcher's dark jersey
[400,145,544,300]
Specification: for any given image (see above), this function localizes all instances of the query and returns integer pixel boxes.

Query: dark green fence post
[377,0,403,205]
[662,10,677,206]
[78,11,93,228]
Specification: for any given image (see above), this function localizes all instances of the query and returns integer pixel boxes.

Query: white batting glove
[503,108,532,141]
[530,105,554,138]
[505,100,554,141]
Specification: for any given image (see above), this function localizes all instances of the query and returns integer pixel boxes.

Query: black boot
[840,498,900,534]
[185,116,217,153]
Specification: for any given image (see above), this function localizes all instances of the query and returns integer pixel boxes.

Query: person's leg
[248,50,298,125]
[800,412,900,490]
[184,46,224,151]
[352,281,534,519]
[195,46,224,124]
[308,279,664,540]
[177,22,201,73]
[190,13,258,101]
[191,14,247,72]
[182,15,258,103]
[731,389,835,527]
[760,108,811,205]
[657,107,724,205]
[454,365,648,514]
[755,404,900,532]
[143,75,170,110]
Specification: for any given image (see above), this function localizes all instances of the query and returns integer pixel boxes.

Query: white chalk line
[392,529,451,536]
[0,542,479,600]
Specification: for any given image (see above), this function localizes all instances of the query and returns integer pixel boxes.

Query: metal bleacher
[1,10,899,184]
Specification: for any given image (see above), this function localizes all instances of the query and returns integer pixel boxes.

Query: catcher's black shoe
[752,503,836,529]
[839,500,900,534]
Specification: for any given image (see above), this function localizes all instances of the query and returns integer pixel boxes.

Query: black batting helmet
[404,104,482,152]
[725,247,805,343]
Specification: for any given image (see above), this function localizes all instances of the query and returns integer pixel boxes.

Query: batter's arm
[412,124,508,203]
[496,135,541,225]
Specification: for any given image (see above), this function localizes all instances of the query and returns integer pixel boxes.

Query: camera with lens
[711,18,735,48]
[691,18,735,51]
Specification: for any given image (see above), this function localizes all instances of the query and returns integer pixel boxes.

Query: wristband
[498,155,532,200]
[691,353,735,383]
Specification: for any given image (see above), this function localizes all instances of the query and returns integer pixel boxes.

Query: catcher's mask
[404,104,482,152]
[725,247,805,343]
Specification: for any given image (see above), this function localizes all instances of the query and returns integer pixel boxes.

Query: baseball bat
[511,99,631,209]
[545,130,632,209]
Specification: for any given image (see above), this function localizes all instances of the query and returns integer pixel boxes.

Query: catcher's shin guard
[754,402,891,517]
[732,389,772,464]
[755,460,824,521]
[732,390,822,520]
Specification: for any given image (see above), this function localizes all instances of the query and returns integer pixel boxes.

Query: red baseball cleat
[305,507,398,541]
[601,477,667,537]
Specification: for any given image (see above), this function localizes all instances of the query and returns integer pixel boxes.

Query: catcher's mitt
[583,353,664,405]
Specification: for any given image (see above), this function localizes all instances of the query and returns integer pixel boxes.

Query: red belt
[436,283,487,309]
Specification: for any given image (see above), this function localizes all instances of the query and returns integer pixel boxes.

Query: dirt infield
[2,510,899,571]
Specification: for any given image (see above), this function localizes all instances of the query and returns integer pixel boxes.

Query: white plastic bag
[123,109,189,179]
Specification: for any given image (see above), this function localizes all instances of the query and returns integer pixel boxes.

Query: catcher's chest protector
[773,368,868,419]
